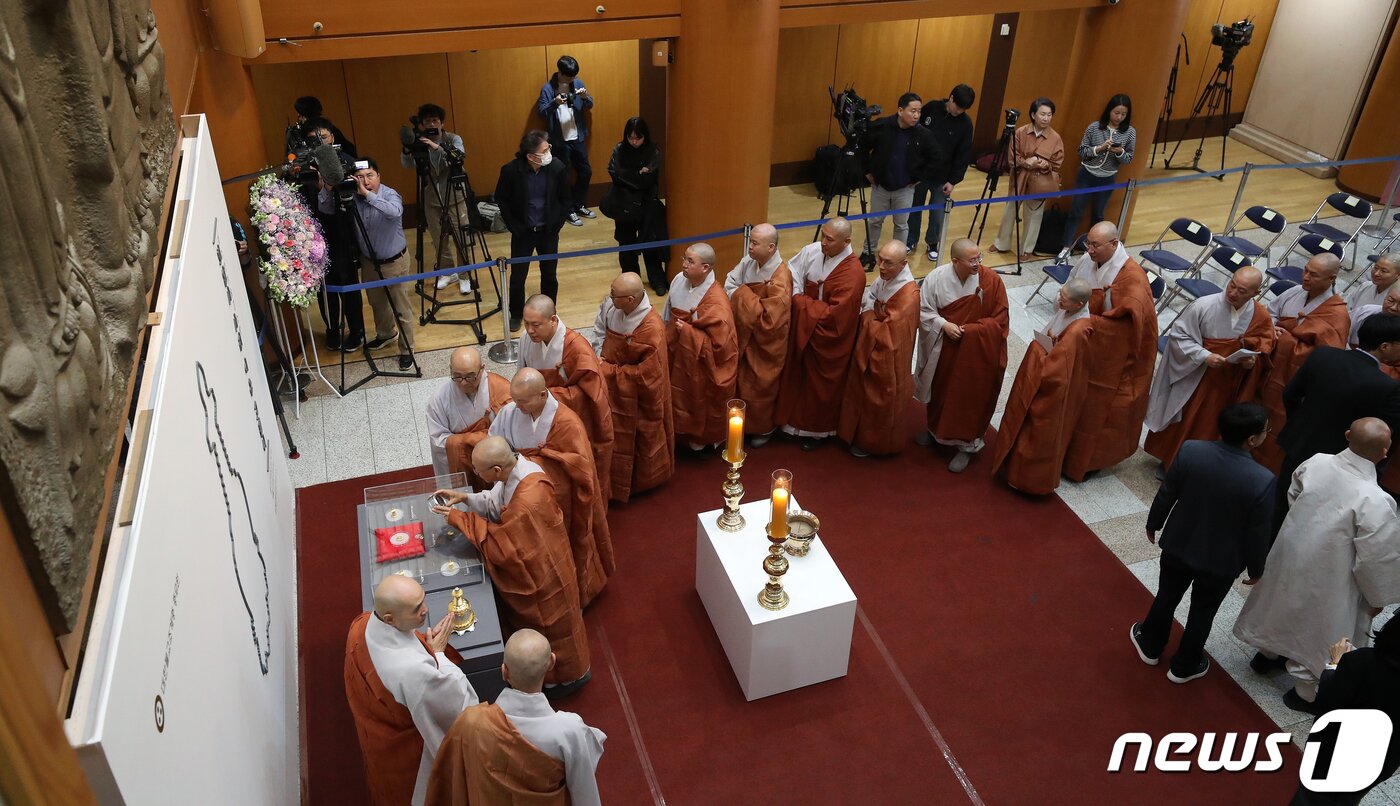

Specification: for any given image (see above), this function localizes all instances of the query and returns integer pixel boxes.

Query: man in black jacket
[1130,403,1274,684]
[860,93,940,267]
[1274,313,1400,533]
[909,84,975,262]
[494,130,573,331]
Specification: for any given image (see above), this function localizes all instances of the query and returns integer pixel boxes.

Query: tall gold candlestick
[759,469,793,610]
[717,399,747,532]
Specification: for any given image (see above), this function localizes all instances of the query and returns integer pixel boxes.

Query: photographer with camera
[537,55,595,227]
[860,93,941,268]
[399,103,473,295]
[1060,94,1135,257]
[300,118,365,351]
[495,131,574,333]
[286,96,349,154]
[318,158,416,371]
[910,84,975,262]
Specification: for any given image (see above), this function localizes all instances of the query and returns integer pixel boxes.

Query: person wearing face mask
[603,117,667,294]
[494,130,574,332]
[988,97,1063,261]
[1060,94,1136,257]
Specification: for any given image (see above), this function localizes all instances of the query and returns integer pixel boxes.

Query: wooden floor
[300,136,1338,366]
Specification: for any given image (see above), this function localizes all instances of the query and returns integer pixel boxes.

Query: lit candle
[770,489,789,538]
[727,414,743,461]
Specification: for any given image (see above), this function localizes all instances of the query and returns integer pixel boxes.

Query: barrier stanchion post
[937,194,953,261]
[1225,163,1253,237]
[1116,179,1137,242]
[487,257,518,364]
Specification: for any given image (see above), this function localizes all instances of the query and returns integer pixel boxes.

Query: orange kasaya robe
[599,309,674,502]
[1062,260,1159,481]
[990,317,1094,495]
[730,262,793,435]
[837,283,920,454]
[1144,303,1276,468]
[925,268,1010,443]
[1252,295,1351,472]
[426,704,567,806]
[774,254,865,433]
[667,280,740,445]
[539,328,615,499]
[446,474,589,684]
[519,404,614,607]
[1385,363,1400,497]
[344,612,458,806]
[446,373,512,477]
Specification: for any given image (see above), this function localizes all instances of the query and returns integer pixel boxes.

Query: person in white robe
[723,225,789,296]
[1066,223,1131,302]
[1349,283,1400,347]
[1234,418,1400,710]
[364,575,479,805]
[489,372,560,452]
[424,347,498,477]
[517,296,569,372]
[1268,260,1342,326]
[1345,253,1399,314]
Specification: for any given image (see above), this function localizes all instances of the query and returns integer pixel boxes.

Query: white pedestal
[695,497,857,700]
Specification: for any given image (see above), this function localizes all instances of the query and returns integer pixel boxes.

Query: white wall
[66,116,300,805]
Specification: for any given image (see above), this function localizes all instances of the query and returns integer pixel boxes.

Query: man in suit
[1130,403,1275,684]
[494,129,573,333]
[1273,313,1400,534]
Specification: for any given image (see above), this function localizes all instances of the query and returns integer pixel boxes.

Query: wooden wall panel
[1175,0,1279,124]
[832,21,920,117]
[261,0,680,40]
[1002,9,1081,118]
[447,47,548,194]
[1340,21,1400,198]
[249,61,353,167]
[909,15,994,104]
[150,0,204,115]
[544,40,641,153]
[342,54,454,200]
[772,25,840,164]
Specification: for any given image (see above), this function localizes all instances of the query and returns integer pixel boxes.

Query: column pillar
[1057,0,1190,238]
[665,0,780,276]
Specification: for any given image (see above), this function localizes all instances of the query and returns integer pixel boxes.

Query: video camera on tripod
[400,117,466,166]
[830,86,882,146]
[1210,18,1254,64]
[283,136,359,205]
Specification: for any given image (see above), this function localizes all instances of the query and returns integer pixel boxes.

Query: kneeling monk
[424,346,510,476]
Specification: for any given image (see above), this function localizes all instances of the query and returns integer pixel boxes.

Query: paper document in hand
[1032,329,1054,353]
[1225,348,1259,364]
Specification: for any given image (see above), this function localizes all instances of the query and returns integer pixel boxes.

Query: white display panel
[66,115,299,805]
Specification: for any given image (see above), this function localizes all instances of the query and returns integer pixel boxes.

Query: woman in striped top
[1060,94,1136,255]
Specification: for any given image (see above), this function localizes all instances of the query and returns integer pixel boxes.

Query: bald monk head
[747,223,779,265]
[522,294,560,344]
[373,574,429,632]
[1300,253,1341,298]
[875,240,909,282]
[500,629,556,694]
[1370,253,1399,292]
[1345,417,1392,464]
[609,272,645,314]
[1385,284,1400,316]
[948,238,982,282]
[448,346,485,396]
[1085,221,1121,267]
[682,242,717,287]
[1225,266,1264,310]
[471,435,517,486]
[819,217,852,258]
[510,367,550,418]
[1058,277,1092,313]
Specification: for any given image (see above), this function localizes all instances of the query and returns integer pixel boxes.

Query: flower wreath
[249,175,329,309]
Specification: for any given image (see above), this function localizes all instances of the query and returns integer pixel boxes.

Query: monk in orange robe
[423,347,510,478]
[725,223,792,445]
[518,294,615,495]
[1144,267,1275,468]
[1252,253,1351,471]
[913,238,1010,472]
[838,240,919,456]
[1062,222,1159,481]
[991,279,1095,494]
[434,437,591,688]
[489,369,613,607]
[775,216,866,450]
[665,242,739,450]
[595,272,673,501]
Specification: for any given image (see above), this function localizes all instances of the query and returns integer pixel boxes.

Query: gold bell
[448,587,476,634]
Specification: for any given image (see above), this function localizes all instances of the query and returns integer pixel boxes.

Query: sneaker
[799,437,823,452]
[1250,651,1287,675]
[326,334,342,351]
[914,431,933,447]
[948,451,972,473]
[436,273,457,290]
[1167,658,1210,684]
[567,212,584,227]
[926,247,938,262]
[365,332,399,351]
[397,354,414,371]
[509,316,522,332]
[1129,623,1160,666]
[576,206,596,219]
[543,669,592,700]
[1282,689,1323,716]
[339,336,364,353]
[458,278,473,295]
[849,444,871,458]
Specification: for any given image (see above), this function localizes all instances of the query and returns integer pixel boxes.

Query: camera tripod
[411,156,500,343]
[1164,55,1236,178]
[815,137,875,268]
[968,119,1024,276]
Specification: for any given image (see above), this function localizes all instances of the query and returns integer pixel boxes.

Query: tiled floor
[279,223,1400,801]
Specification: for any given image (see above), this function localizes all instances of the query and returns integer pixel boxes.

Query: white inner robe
[1267,284,1334,323]
[787,241,854,300]
[461,457,545,523]
[1143,293,1256,432]
[861,265,915,313]
[1067,241,1131,308]
[424,376,497,477]
[494,687,607,806]
[723,250,785,296]
[488,393,560,453]
[663,270,715,320]
[1345,280,1395,314]
[913,263,981,404]
[517,317,568,375]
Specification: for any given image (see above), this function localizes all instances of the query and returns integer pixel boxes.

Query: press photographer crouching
[399,102,473,295]
[318,158,417,371]
[299,118,365,352]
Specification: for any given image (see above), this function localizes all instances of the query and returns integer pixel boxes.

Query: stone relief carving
[0,0,175,629]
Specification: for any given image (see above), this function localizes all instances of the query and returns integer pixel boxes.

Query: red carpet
[297,402,1301,804]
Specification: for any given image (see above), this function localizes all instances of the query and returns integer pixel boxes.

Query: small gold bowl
[784,510,819,557]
